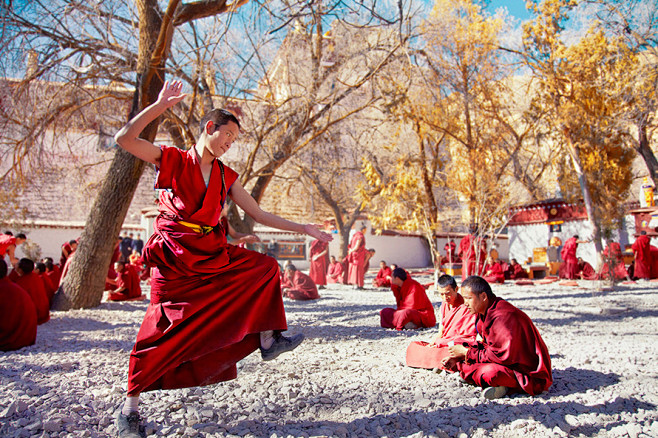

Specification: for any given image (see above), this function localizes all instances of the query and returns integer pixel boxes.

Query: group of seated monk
[405,274,552,399]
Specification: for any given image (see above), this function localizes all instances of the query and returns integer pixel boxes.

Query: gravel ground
[1,270,658,438]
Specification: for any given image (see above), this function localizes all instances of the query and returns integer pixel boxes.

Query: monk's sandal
[482,386,509,400]
[116,411,146,438]
[260,333,305,361]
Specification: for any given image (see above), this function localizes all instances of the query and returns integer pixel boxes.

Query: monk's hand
[304,224,333,242]
[241,234,260,244]
[448,344,468,360]
[157,80,187,108]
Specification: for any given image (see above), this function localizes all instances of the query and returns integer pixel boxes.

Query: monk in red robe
[108,261,142,301]
[442,276,552,399]
[0,232,26,268]
[380,268,436,330]
[560,235,587,279]
[599,241,629,281]
[507,259,528,279]
[59,239,78,268]
[631,231,652,280]
[577,257,598,280]
[373,260,392,288]
[458,233,476,279]
[482,256,505,284]
[105,237,122,290]
[12,258,50,325]
[347,225,368,289]
[406,275,476,370]
[35,262,57,303]
[282,265,320,301]
[43,257,61,287]
[326,256,344,284]
[442,240,459,265]
[308,239,329,288]
[113,80,332,437]
[0,259,37,351]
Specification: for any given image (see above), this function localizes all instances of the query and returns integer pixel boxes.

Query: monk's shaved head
[462,276,495,300]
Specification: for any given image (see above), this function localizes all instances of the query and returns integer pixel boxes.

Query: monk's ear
[204,120,215,135]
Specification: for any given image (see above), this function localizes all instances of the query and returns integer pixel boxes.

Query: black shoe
[116,411,146,438]
[260,333,305,361]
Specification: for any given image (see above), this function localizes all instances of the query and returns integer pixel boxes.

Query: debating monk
[0,232,26,268]
[282,264,320,301]
[347,225,368,289]
[0,259,37,351]
[406,274,476,371]
[308,239,329,288]
[380,267,436,330]
[113,80,332,437]
[442,276,552,399]
[631,231,652,280]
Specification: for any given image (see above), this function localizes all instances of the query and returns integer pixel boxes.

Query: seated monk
[326,256,344,284]
[577,257,598,280]
[406,274,476,371]
[506,258,528,280]
[442,276,552,399]
[35,262,57,304]
[482,256,505,284]
[380,267,436,330]
[43,257,61,287]
[0,259,38,351]
[599,241,629,281]
[373,260,392,288]
[282,264,320,301]
[12,258,50,325]
[108,260,142,301]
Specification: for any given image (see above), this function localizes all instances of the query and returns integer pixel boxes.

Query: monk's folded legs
[380,308,423,330]
[459,362,522,391]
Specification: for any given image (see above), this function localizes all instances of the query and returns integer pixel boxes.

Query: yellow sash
[176,220,214,235]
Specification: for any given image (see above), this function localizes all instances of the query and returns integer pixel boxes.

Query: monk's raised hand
[304,224,333,242]
[157,80,187,108]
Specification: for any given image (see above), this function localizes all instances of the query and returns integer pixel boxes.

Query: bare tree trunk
[635,118,658,187]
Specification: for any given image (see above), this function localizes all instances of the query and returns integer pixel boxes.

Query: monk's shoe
[482,386,509,400]
[116,411,146,438]
[260,333,305,361]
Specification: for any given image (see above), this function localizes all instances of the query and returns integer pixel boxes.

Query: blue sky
[487,0,532,21]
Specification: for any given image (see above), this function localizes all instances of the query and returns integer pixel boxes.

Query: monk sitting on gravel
[380,267,436,330]
[282,264,320,301]
[577,257,598,280]
[372,260,392,288]
[482,256,505,284]
[0,259,37,351]
[405,274,476,371]
[326,256,344,284]
[107,260,142,301]
[12,258,50,325]
[506,259,528,280]
[442,276,552,399]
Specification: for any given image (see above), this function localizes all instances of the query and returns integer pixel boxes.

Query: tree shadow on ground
[532,308,658,327]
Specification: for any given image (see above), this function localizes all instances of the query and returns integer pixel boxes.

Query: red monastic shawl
[560,237,579,279]
[0,235,16,256]
[283,270,319,301]
[600,242,628,280]
[308,240,329,286]
[483,262,505,284]
[459,297,552,395]
[390,278,436,329]
[578,261,598,280]
[632,235,652,279]
[13,272,50,325]
[0,277,37,351]
[127,146,287,395]
[508,263,529,279]
[326,261,344,284]
[109,264,142,301]
[347,231,367,287]
[373,266,392,287]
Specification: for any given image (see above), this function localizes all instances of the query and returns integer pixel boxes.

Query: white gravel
[1,270,658,438]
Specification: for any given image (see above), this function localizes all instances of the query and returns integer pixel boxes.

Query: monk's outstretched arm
[114,80,186,166]
[229,180,332,243]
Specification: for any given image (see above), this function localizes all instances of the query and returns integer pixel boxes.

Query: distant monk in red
[282,265,320,301]
[35,262,57,303]
[560,235,588,279]
[326,256,344,284]
[507,258,528,279]
[113,80,332,437]
[12,258,50,325]
[59,239,78,268]
[599,240,629,281]
[308,239,329,289]
[458,229,477,279]
[0,232,26,268]
[347,225,368,289]
[43,257,61,287]
[108,261,142,301]
[0,259,37,351]
[631,231,652,280]
[442,240,459,265]
[442,276,552,399]
[577,257,597,280]
[482,256,504,284]
[406,275,476,371]
[373,260,392,288]
[380,268,436,331]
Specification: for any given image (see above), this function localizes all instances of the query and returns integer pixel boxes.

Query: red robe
[507,263,528,280]
[577,261,598,280]
[39,272,57,303]
[458,297,552,395]
[0,235,16,257]
[108,264,142,301]
[45,265,61,289]
[282,271,320,301]
[0,277,37,351]
[559,237,579,279]
[373,266,392,287]
[380,278,436,330]
[13,272,50,325]
[308,240,329,286]
[458,235,476,279]
[326,261,344,284]
[347,231,367,287]
[631,235,652,279]
[406,294,476,369]
[105,245,121,290]
[599,242,628,281]
[59,241,73,268]
[442,241,459,264]
[127,146,287,396]
[483,262,505,284]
